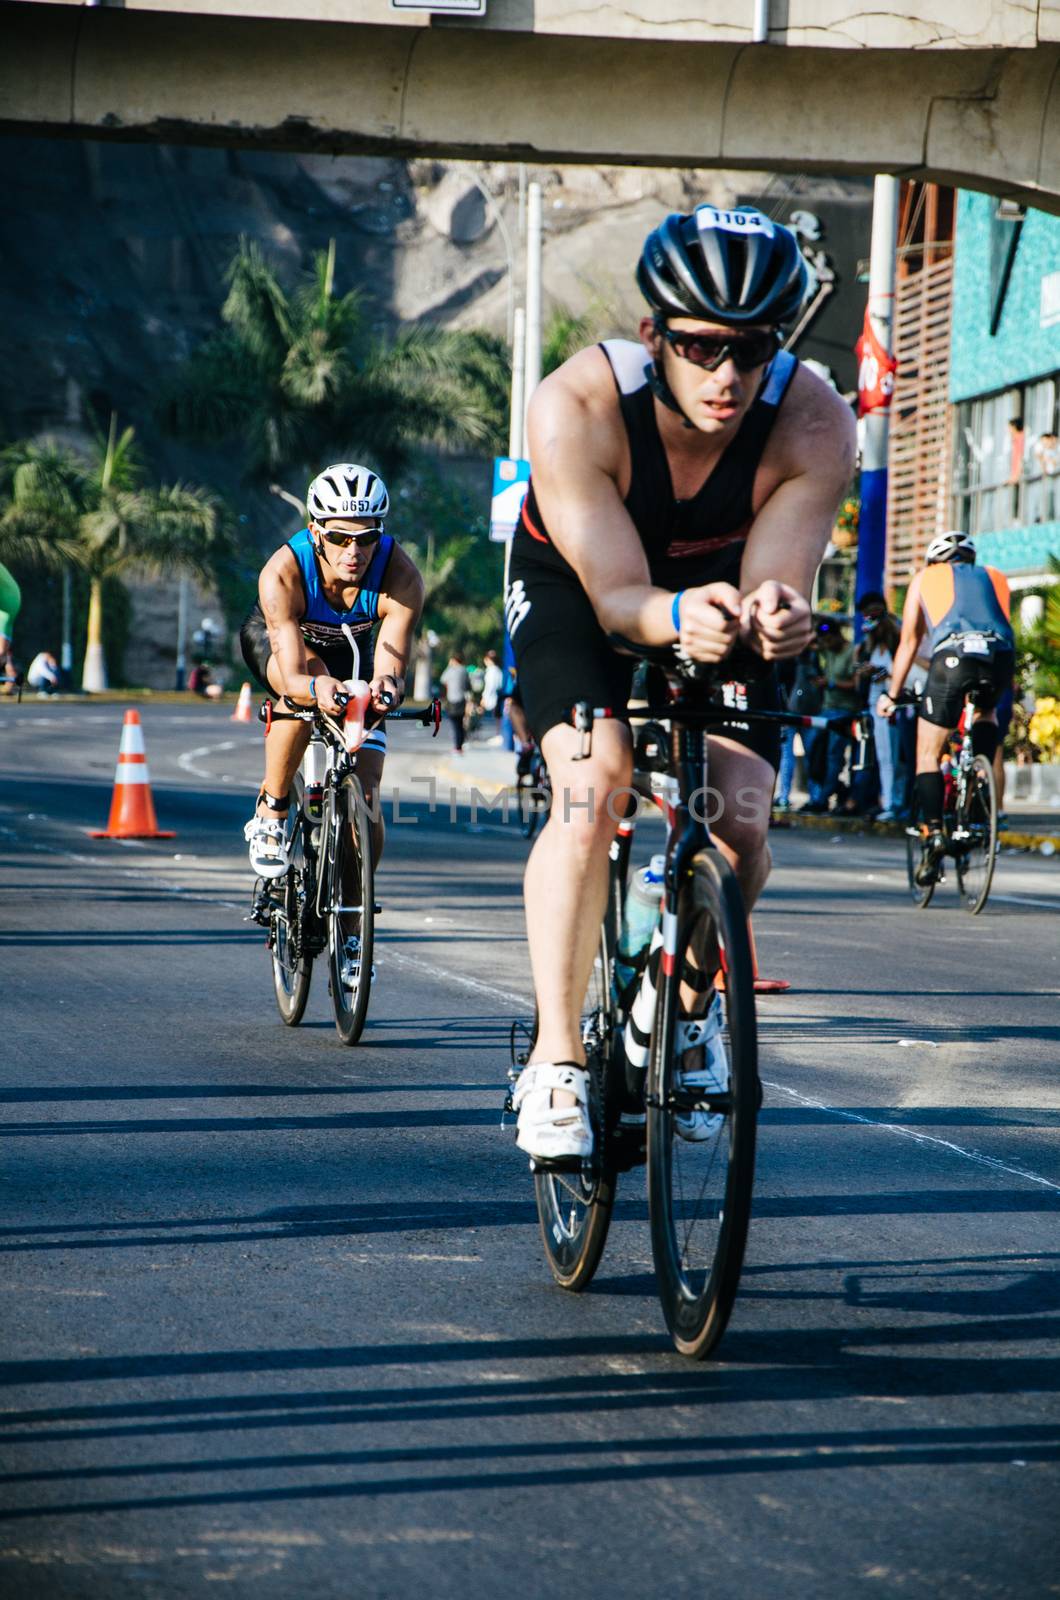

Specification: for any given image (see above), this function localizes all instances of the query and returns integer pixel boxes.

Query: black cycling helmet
[637,205,809,328]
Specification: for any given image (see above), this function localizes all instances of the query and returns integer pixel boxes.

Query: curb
[771,809,1060,856]
[429,761,1060,855]
[433,758,511,802]
[1,690,243,706]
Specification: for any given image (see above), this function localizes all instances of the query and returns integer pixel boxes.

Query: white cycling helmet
[307,463,389,523]
[925,530,976,565]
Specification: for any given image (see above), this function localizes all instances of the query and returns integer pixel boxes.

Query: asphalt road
[1,700,1058,1600]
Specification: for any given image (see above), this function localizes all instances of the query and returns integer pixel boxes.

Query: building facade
[948,193,1060,586]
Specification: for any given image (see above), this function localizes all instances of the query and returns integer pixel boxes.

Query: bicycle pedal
[528,1154,590,1175]
[373,902,382,915]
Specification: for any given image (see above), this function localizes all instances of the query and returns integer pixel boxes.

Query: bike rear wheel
[646,850,758,1359]
[326,774,375,1045]
[954,754,998,914]
[905,828,937,908]
[532,929,617,1292]
[270,779,313,1025]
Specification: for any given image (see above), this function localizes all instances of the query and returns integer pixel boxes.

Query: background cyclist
[506,205,856,1163]
[879,530,1014,883]
[239,462,424,879]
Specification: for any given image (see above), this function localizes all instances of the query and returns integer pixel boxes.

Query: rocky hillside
[0,136,869,685]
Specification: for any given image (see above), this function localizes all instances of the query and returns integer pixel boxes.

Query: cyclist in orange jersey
[879,531,1014,883]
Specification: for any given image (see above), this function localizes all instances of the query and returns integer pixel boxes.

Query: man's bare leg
[915,718,951,778]
[525,720,633,1085]
[352,746,386,865]
[706,737,775,911]
[250,656,327,822]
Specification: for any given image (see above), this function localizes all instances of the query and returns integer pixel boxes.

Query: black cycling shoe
[914,829,946,886]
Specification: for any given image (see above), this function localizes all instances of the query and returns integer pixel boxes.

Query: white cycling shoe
[512,1062,592,1161]
[244,812,289,879]
[674,993,728,1143]
[340,935,376,988]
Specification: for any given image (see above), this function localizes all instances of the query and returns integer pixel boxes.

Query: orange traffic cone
[231,681,253,723]
[90,710,175,839]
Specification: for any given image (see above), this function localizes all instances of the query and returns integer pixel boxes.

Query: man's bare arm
[528,357,679,644]
[259,550,317,700]
[528,356,743,659]
[373,545,425,706]
[880,573,926,708]
[739,378,856,659]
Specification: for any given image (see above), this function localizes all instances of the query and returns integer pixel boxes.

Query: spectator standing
[1034,431,1059,522]
[802,618,859,812]
[441,650,470,753]
[854,592,902,818]
[480,648,504,729]
[26,650,60,695]
[774,641,822,810]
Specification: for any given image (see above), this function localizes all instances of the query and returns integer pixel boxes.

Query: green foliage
[542,297,618,377]
[159,238,510,486]
[1012,555,1060,700]
[0,417,233,684]
[2,422,227,583]
[542,306,598,377]
[3,561,131,688]
[396,462,503,658]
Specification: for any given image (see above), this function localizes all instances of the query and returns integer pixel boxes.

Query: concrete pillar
[855,174,899,619]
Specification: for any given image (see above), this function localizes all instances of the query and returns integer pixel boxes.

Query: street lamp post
[60,566,73,690]
[175,574,189,691]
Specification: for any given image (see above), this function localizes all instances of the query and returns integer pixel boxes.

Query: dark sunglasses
[316,523,383,549]
[655,321,780,373]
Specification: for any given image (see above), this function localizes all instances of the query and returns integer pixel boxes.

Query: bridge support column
[856,175,900,618]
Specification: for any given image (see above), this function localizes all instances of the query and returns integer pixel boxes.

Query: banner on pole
[490,457,530,542]
[856,307,897,417]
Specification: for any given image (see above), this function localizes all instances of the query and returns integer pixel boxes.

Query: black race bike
[508,649,858,1359]
[899,688,999,915]
[514,741,552,841]
[251,690,441,1044]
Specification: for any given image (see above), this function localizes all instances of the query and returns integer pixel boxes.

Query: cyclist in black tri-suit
[879,529,1015,884]
[506,205,856,1162]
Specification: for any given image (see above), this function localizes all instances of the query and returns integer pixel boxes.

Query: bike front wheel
[270,781,313,1025]
[532,930,617,1292]
[954,754,998,914]
[325,775,375,1045]
[646,850,758,1359]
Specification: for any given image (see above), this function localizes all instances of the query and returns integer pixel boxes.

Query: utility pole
[855,174,900,614]
[523,181,543,445]
[175,575,189,692]
[509,306,526,461]
[60,567,73,689]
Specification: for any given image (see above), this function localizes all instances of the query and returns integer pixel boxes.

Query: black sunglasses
[316,523,383,549]
[655,321,780,373]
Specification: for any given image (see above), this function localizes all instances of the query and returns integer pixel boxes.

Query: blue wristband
[308,676,317,700]
[671,590,684,635]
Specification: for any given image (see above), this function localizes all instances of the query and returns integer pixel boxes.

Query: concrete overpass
[4,1,1060,213]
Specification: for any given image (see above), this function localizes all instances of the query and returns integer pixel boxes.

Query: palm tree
[1,418,226,691]
[160,238,511,486]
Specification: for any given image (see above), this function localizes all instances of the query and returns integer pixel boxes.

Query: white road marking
[762,1079,1060,1193]
[386,949,532,1012]
[178,740,238,780]
[7,814,1058,1193]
